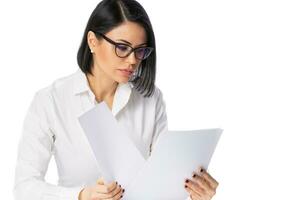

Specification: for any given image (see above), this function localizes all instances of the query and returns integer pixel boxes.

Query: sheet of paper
[123,128,223,200]
[78,102,146,187]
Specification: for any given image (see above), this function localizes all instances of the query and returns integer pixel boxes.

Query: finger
[192,172,211,191]
[185,186,201,200]
[197,166,205,175]
[95,182,117,194]
[109,184,123,199]
[201,170,219,189]
[110,187,124,200]
[94,184,112,193]
[105,181,118,193]
[185,179,206,196]
[95,184,122,198]
[90,192,103,200]
[184,184,202,200]
[90,192,120,200]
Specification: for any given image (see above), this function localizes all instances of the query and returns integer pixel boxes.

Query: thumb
[97,177,105,185]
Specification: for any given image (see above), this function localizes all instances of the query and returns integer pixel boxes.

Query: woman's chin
[115,76,130,84]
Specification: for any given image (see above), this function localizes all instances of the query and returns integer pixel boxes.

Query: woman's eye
[116,45,129,52]
[138,48,149,56]
[136,48,145,55]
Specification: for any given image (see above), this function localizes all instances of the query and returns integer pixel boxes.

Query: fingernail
[116,181,118,185]
[122,189,125,192]
[121,195,123,198]
[184,185,188,188]
[200,168,204,172]
[185,179,189,183]
[192,173,196,178]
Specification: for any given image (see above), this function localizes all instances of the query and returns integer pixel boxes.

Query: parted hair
[77,0,157,97]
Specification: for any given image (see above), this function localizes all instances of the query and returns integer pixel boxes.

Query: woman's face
[87,21,147,83]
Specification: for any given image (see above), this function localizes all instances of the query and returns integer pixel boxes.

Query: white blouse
[13,69,171,200]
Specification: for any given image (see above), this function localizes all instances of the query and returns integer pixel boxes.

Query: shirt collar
[73,69,133,116]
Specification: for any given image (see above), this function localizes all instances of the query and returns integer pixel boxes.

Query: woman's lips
[118,69,133,77]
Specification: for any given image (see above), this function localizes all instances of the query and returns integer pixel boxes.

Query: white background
[1,0,300,199]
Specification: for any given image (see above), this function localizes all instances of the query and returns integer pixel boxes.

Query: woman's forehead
[106,21,147,45]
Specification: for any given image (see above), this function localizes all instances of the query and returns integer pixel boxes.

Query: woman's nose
[126,51,137,65]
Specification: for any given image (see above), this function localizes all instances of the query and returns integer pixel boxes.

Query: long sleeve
[13,91,83,200]
[149,87,169,154]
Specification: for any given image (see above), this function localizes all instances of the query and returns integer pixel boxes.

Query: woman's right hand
[78,178,125,200]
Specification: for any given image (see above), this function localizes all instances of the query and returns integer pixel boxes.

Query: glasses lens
[135,47,153,60]
[116,44,131,57]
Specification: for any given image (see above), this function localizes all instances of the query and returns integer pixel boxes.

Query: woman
[13,0,218,199]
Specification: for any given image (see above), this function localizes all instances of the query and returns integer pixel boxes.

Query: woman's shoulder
[28,70,83,120]
[33,69,81,98]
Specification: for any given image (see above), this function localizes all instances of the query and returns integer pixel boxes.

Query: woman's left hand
[184,166,219,200]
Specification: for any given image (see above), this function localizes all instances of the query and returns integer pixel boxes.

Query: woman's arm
[13,91,83,200]
[149,87,168,155]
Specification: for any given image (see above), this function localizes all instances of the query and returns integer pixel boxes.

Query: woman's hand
[78,178,125,200]
[184,166,219,200]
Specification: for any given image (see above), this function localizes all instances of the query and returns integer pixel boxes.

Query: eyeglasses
[94,31,153,60]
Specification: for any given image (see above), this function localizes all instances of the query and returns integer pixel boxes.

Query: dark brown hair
[77,0,156,97]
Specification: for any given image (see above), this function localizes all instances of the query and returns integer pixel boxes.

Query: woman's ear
[87,31,97,51]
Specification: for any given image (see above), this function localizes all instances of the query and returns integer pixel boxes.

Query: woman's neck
[86,66,118,103]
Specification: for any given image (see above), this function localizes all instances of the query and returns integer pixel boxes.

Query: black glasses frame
[93,31,153,60]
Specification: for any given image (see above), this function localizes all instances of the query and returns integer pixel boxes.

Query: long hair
[77,0,156,97]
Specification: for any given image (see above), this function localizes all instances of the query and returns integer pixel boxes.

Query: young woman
[13,0,218,199]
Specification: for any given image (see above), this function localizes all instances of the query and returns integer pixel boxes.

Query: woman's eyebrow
[117,39,147,46]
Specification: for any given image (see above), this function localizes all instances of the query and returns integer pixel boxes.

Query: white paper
[123,129,223,200]
[78,102,222,199]
[78,102,146,186]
